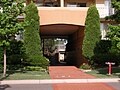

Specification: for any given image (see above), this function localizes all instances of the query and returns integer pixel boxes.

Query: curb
[0,79,120,85]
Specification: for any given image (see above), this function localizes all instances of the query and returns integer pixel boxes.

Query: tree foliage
[24,2,42,56]
[82,5,101,62]
[0,0,25,47]
[0,0,26,77]
[107,25,120,52]
[7,40,25,65]
[23,2,49,68]
[106,0,120,53]
[106,0,120,22]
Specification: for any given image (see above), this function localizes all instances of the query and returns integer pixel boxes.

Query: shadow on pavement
[0,84,11,90]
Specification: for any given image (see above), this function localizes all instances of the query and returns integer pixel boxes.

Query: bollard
[105,62,115,75]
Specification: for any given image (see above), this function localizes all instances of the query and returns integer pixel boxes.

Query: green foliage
[0,64,3,70]
[7,40,25,65]
[0,40,25,70]
[106,0,120,22]
[24,2,49,68]
[26,55,49,69]
[0,0,26,48]
[107,25,120,52]
[86,67,120,78]
[25,66,47,71]
[0,47,3,69]
[94,40,112,54]
[0,47,3,62]
[24,2,41,56]
[93,40,120,67]
[0,0,26,76]
[80,63,91,70]
[82,5,101,62]
[105,0,120,60]
[93,53,120,67]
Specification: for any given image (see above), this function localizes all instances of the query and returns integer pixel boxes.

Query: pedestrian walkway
[49,66,116,90]
[49,66,95,79]
[53,83,115,90]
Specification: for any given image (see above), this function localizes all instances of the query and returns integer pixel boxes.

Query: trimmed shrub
[93,40,120,67]
[25,66,46,71]
[82,5,101,63]
[29,55,49,69]
[93,53,120,67]
[80,63,91,70]
[23,2,49,69]
[94,40,112,54]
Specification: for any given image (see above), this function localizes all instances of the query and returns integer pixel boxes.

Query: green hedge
[25,66,47,71]
[93,53,120,67]
[29,55,49,69]
[93,40,120,67]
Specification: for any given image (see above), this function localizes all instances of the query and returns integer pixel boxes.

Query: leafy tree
[106,0,120,53]
[107,25,120,52]
[82,5,101,63]
[24,2,49,68]
[7,40,25,65]
[0,0,25,77]
[106,0,120,22]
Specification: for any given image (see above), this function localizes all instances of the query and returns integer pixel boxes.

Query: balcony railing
[97,6,114,18]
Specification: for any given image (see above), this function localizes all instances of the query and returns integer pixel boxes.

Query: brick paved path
[53,83,115,90]
[49,66,95,79]
[49,66,116,90]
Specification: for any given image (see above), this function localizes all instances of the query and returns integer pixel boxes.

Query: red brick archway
[40,24,87,67]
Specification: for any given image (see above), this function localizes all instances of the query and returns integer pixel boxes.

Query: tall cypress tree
[82,5,101,62]
[24,2,49,68]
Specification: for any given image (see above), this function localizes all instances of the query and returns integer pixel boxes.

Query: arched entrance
[40,24,87,67]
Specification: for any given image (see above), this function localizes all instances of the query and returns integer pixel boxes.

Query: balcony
[35,0,114,19]
[97,6,114,18]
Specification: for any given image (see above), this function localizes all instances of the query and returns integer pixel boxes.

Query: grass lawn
[0,70,51,80]
[86,67,120,78]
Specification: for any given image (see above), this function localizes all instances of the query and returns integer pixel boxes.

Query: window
[77,3,86,7]
[67,2,86,7]
[100,23,109,40]
[67,2,77,7]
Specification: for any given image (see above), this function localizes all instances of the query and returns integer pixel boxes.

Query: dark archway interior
[40,24,87,67]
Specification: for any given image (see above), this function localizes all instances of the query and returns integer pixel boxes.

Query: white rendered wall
[96,0,112,18]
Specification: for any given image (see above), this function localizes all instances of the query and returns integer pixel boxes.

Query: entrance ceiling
[40,24,80,38]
